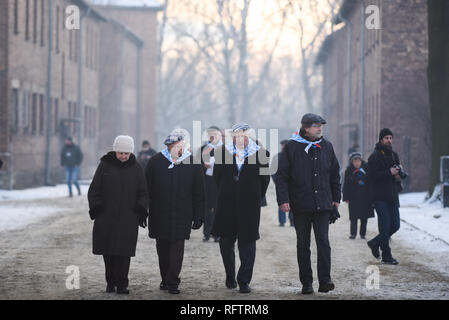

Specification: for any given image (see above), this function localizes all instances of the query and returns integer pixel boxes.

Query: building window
[54,98,59,135]
[56,6,60,53]
[22,91,30,132]
[40,0,45,46]
[25,0,30,41]
[39,94,45,135]
[11,89,19,132]
[31,93,37,134]
[61,54,65,99]
[33,0,37,43]
[14,0,19,35]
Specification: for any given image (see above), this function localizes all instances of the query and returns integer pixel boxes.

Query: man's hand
[139,216,148,228]
[390,167,400,176]
[202,147,213,156]
[280,203,290,213]
[204,162,212,169]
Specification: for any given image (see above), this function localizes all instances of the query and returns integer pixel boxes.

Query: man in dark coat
[88,135,149,294]
[145,130,206,294]
[197,126,223,242]
[276,113,341,295]
[60,137,83,197]
[366,128,404,265]
[343,152,374,239]
[211,123,270,294]
[137,140,157,169]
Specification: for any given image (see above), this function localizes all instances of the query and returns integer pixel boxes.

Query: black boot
[106,284,115,293]
[160,281,169,290]
[318,281,335,293]
[239,284,251,294]
[367,241,380,259]
[116,287,130,295]
[225,278,237,289]
[168,286,180,294]
[301,284,314,295]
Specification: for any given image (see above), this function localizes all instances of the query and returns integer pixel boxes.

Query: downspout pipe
[44,0,54,185]
[359,0,366,156]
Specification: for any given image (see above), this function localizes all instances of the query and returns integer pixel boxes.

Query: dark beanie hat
[379,128,393,141]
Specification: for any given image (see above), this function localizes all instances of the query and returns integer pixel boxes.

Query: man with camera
[367,128,406,265]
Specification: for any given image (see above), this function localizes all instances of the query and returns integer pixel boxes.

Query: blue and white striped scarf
[225,139,260,170]
[290,132,322,154]
[161,147,192,169]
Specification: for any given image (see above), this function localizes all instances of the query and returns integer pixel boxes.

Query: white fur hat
[113,135,135,153]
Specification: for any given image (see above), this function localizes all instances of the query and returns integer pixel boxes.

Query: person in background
[60,137,83,197]
[137,140,157,169]
[88,135,149,295]
[343,152,374,239]
[198,126,223,242]
[367,128,404,265]
[272,139,294,227]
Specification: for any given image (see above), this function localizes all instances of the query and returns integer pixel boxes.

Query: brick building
[0,0,162,189]
[316,0,431,192]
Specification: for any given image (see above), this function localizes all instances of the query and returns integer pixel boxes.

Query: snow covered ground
[0,184,90,232]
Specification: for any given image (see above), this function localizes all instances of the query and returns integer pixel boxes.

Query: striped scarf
[225,139,260,170]
[290,132,322,154]
[206,140,223,149]
[161,147,192,169]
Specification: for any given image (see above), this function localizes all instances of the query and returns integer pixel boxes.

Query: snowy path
[0,185,448,300]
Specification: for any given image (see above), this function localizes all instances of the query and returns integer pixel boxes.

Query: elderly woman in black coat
[343,152,374,239]
[145,130,206,295]
[88,135,149,295]
[211,123,270,294]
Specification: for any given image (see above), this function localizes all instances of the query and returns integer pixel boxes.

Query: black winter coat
[145,152,206,241]
[342,162,375,220]
[367,142,402,204]
[60,144,83,168]
[275,136,341,213]
[211,145,270,242]
[88,152,149,257]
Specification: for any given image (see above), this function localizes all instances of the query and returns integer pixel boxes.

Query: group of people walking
[86,112,405,296]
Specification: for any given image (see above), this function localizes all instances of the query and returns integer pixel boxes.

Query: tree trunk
[427,0,449,194]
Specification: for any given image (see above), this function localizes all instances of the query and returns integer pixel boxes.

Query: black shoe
[381,258,399,265]
[239,284,251,294]
[168,287,180,294]
[361,235,366,239]
[318,281,335,293]
[214,237,220,243]
[349,235,356,239]
[203,237,210,242]
[106,285,115,293]
[301,284,314,295]
[116,287,130,295]
[367,241,380,259]
[225,279,237,289]
[279,223,285,227]
[160,282,169,291]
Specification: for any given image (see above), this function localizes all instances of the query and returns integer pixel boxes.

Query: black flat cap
[301,113,327,125]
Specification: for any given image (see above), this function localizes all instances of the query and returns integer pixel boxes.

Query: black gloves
[329,205,340,224]
[191,219,203,230]
[134,205,149,229]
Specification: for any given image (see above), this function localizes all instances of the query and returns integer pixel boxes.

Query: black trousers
[203,207,216,239]
[156,239,185,288]
[103,255,131,289]
[293,211,331,286]
[219,236,256,286]
[350,218,367,237]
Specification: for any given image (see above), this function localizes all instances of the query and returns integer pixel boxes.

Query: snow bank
[0,184,90,202]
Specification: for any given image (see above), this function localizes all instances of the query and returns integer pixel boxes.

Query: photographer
[367,128,406,265]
